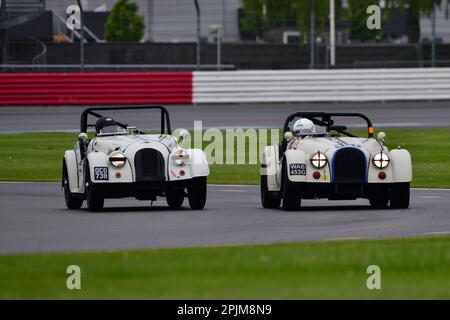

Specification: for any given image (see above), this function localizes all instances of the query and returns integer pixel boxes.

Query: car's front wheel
[187,177,207,210]
[85,165,104,212]
[261,175,281,209]
[390,182,410,209]
[166,187,185,208]
[63,161,83,210]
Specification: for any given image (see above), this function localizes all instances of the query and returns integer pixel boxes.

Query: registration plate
[94,167,108,180]
[289,163,306,176]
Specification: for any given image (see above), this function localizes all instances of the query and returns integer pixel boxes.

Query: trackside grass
[0,236,449,299]
[0,129,449,187]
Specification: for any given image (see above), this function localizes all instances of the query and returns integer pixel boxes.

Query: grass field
[0,129,449,187]
[0,236,449,299]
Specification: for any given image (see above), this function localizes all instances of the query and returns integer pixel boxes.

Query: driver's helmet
[95,117,121,134]
[292,118,316,137]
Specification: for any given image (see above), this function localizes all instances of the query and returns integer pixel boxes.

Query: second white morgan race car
[62,106,209,211]
[260,112,412,211]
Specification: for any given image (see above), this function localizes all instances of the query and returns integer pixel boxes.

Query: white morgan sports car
[62,106,209,211]
[260,112,412,211]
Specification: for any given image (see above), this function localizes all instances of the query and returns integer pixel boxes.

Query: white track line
[422,231,450,236]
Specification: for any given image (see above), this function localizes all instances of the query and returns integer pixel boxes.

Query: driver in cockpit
[288,118,321,150]
[95,117,123,135]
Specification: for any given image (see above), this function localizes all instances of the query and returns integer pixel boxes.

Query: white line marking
[423,231,450,236]
[327,237,366,241]
[416,196,441,199]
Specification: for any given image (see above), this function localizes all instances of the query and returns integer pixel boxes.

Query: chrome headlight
[171,150,189,166]
[310,151,328,169]
[372,152,390,168]
[109,151,126,168]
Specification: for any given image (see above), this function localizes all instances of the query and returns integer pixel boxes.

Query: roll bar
[80,105,172,134]
[283,112,374,138]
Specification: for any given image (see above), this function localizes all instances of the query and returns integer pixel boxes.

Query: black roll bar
[283,112,374,138]
[80,105,172,134]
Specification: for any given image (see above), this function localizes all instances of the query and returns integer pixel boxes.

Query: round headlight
[171,150,189,166]
[109,151,126,168]
[310,151,327,168]
[372,152,390,168]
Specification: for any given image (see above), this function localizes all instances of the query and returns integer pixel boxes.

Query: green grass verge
[1,236,449,299]
[0,129,449,187]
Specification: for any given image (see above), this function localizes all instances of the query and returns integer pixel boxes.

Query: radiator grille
[333,148,366,183]
[134,149,165,182]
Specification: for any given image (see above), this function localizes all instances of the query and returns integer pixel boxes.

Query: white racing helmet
[292,118,316,136]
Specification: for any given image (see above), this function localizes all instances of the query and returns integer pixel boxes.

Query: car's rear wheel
[261,175,281,209]
[187,177,207,210]
[390,182,410,209]
[166,186,185,208]
[63,161,83,210]
[85,165,104,212]
[282,161,301,211]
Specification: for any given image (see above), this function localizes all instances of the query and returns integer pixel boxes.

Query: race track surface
[1,183,449,253]
[1,101,450,133]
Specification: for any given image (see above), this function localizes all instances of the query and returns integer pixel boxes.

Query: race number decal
[289,163,306,176]
[93,167,108,180]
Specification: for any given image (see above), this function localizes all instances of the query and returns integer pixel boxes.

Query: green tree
[241,0,339,44]
[105,0,145,42]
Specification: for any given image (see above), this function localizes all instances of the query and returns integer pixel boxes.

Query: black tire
[85,165,104,212]
[166,187,185,208]
[281,161,301,211]
[63,161,83,210]
[261,175,281,209]
[187,177,207,210]
[390,182,410,209]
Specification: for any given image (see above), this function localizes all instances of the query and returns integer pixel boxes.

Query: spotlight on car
[109,151,126,168]
[372,152,390,169]
[171,150,189,166]
[310,151,327,169]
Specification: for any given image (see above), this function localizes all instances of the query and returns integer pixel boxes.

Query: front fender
[167,149,209,181]
[284,149,308,182]
[186,148,210,177]
[261,145,279,191]
[64,150,80,193]
[390,149,412,182]
[86,152,134,183]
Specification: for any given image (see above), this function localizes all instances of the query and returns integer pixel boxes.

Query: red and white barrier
[0,72,192,105]
[1,68,450,106]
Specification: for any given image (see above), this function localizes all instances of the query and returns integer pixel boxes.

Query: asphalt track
[1,182,449,253]
[1,101,450,133]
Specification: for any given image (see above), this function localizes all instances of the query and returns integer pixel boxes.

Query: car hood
[89,134,178,155]
[295,137,384,158]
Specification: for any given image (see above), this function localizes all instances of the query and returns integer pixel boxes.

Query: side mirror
[284,131,294,142]
[78,132,88,144]
[178,129,189,143]
[377,131,386,141]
